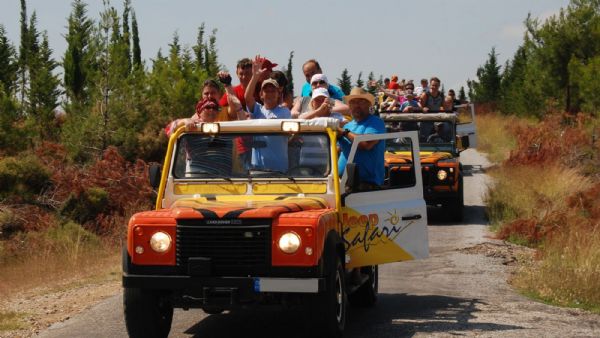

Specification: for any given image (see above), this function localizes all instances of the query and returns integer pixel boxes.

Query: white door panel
[340,131,429,269]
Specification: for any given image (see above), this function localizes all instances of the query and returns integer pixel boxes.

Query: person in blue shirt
[337,87,386,190]
[244,56,291,173]
[301,59,345,100]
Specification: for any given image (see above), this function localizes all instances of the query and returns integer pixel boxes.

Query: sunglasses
[312,80,327,86]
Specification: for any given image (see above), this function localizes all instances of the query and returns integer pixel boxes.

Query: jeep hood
[153,196,330,220]
[386,151,453,165]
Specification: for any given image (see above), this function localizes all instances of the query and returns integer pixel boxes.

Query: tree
[18,0,28,111]
[131,10,141,69]
[122,0,132,73]
[192,24,205,69]
[355,71,364,88]
[28,32,60,140]
[63,0,94,107]
[285,51,294,95]
[337,68,352,95]
[0,25,18,95]
[469,47,502,103]
[366,71,377,96]
[458,86,466,102]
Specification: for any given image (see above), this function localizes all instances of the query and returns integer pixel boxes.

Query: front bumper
[123,273,324,293]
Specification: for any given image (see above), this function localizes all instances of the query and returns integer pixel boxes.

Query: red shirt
[219,84,246,107]
[388,81,400,90]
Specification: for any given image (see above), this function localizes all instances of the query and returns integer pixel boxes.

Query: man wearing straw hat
[337,87,386,191]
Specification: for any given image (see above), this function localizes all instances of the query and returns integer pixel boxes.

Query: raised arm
[244,55,267,115]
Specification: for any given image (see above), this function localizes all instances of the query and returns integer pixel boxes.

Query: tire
[445,174,464,222]
[123,288,173,338]
[311,252,347,338]
[348,265,378,307]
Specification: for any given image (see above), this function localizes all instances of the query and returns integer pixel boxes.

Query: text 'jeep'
[122,117,429,338]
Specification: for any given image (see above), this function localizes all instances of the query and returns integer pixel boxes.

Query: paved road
[37,149,600,338]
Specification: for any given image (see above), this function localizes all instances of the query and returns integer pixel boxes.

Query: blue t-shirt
[338,114,386,186]
[301,82,345,101]
[250,103,291,172]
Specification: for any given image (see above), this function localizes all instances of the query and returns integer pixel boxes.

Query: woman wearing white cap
[291,74,349,118]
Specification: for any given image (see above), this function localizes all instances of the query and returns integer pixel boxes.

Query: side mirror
[460,135,470,149]
[149,163,162,190]
[345,163,360,193]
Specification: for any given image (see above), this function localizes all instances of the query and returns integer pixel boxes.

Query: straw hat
[343,87,375,106]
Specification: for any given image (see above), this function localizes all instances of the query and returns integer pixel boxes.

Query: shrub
[60,187,109,224]
[0,156,51,202]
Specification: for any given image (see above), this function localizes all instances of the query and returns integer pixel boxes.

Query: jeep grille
[176,219,271,277]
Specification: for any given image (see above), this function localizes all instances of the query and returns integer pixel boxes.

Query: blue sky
[1,0,570,94]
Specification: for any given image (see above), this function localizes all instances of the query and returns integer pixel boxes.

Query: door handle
[401,214,422,221]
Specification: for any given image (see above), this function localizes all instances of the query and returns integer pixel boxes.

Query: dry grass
[480,111,600,312]
[475,113,533,163]
[0,248,120,298]
[0,311,25,331]
[512,224,600,313]
[486,164,592,230]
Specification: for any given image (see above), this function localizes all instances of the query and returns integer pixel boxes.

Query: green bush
[60,187,109,224]
[0,156,51,201]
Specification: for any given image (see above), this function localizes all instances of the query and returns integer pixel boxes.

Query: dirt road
[34,149,600,338]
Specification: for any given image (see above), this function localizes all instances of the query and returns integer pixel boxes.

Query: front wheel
[123,288,173,338]
[311,253,347,338]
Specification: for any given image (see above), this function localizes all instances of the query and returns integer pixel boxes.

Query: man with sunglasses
[300,59,345,100]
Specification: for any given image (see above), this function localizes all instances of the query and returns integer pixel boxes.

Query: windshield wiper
[249,169,296,182]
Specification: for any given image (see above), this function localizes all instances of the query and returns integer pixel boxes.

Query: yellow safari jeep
[381,104,477,221]
[122,117,428,338]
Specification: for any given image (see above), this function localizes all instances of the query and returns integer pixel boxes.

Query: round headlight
[278,232,301,254]
[437,169,448,181]
[150,231,172,253]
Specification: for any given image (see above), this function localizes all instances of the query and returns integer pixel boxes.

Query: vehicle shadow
[345,293,524,337]
[427,205,487,226]
[182,293,523,338]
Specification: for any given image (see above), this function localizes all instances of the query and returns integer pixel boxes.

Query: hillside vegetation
[470,0,600,312]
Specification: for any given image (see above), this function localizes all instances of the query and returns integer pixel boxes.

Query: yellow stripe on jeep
[252,183,327,194]
[174,183,248,195]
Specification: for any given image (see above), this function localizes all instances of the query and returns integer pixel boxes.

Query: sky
[0,0,571,95]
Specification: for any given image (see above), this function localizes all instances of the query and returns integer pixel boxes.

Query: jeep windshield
[172,132,331,179]
[381,113,457,153]
[385,121,457,153]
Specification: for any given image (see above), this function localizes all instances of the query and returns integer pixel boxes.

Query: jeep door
[340,131,428,269]
[456,104,477,148]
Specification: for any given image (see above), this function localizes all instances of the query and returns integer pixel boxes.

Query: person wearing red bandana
[164,97,220,137]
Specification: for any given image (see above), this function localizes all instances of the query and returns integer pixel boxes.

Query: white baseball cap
[310,74,329,85]
[312,87,330,99]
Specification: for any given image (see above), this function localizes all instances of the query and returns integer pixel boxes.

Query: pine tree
[366,71,377,95]
[63,0,94,107]
[337,68,352,95]
[18,0,28,110]
[193,24,205,70]
[131,10,141,69]
[205,28,219,76]
[355,71,364,88]
[0,25,18,95]
[470,47,501,103]
[29,32,60,140]
[122,0,131,73]
[458,86,466,102]
[285,51,294,95]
